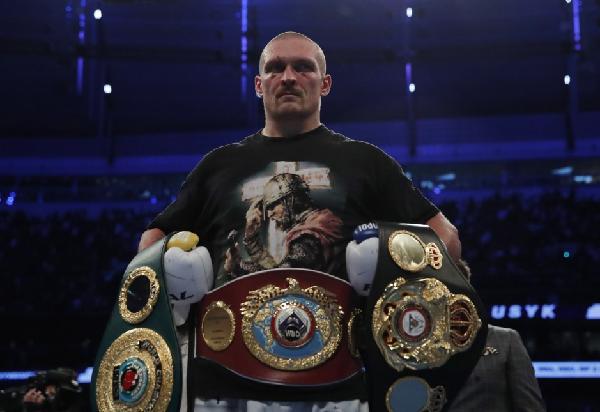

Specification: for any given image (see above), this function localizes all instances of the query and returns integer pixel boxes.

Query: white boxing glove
[346,223,379,296]
[164,231,213,325]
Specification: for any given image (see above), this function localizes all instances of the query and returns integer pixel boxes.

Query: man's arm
[139,228,166,252]
[426,212,461,263]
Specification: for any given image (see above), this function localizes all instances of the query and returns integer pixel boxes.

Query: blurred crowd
[0,190,598,371]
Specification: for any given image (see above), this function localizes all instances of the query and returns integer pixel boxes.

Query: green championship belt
[91,236,182,412]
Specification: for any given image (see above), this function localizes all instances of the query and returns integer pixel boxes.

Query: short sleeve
[373,149,439,223]
[147,161,205,234]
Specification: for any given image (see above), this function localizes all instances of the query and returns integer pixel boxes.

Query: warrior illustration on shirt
[223,171,343,280]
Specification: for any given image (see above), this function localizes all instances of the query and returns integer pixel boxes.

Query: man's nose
[281,65,297,83]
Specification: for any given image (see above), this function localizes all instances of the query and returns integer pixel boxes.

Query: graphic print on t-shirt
[219,161,344,285]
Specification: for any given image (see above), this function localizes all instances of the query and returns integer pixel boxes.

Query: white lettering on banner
[491,305,506,319]
[525,304,540,318]
[586,303,600,320]
[533,362,600,378]
[490,304,557,320]
[541,304,556,319]
[508,305,522,319]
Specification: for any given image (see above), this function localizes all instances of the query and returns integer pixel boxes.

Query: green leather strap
[91,236,182,411]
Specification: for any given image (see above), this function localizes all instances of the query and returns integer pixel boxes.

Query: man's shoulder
[202,134,258,159]
[486,324,522,351]
[488,324,518,337]
[322,126,389,155]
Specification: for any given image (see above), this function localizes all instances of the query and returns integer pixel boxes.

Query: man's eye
[295,63,314,72]
[266,63,284,73]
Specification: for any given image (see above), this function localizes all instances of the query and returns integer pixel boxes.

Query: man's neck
[262,117,321,138]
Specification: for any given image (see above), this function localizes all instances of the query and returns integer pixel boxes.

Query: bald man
[140,32,461,411]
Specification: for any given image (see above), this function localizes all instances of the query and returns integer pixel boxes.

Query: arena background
[1,0,599,410]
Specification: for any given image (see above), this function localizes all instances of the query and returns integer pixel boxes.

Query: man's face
[255,37,331,122]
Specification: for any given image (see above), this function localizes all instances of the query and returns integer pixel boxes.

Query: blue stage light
[6,191,15,206]
[552,166,573,176]
[437,173,456,181]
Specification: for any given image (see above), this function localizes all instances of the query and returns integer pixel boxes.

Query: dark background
[1,0,599,410]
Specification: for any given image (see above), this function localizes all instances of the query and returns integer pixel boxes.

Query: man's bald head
[258,31,327,76]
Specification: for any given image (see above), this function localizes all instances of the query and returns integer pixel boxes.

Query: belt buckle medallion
[372,277,481,371]
[240,277,343,371]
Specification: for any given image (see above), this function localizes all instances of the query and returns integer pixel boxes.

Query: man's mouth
[278,90,300,98]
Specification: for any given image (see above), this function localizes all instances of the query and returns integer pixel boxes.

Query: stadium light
[6,191,15,206]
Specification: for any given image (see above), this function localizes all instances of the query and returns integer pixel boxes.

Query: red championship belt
[195,268,364,386]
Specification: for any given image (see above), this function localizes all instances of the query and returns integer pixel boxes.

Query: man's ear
[255,75,263,98]
[320,74,332,96]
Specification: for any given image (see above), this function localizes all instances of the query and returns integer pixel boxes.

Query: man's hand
[23,388,46,405]
[426,212,461,263]
[139,228,166,252]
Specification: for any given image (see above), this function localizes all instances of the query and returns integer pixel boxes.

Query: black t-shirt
[149,125,438,287]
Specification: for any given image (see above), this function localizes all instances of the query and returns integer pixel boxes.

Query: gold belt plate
[240,277,343,371]
[96,328,174,412]
[372,277,481,371]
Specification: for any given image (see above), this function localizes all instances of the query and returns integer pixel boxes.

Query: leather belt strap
[191,268,366,401]
[363,222,488,411]
[92,236,182,412]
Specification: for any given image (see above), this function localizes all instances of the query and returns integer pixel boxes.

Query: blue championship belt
[363,222,488,412]
[91,237,182,412]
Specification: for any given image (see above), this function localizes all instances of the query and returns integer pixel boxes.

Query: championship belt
[190,268,366,402]
[363,223,488,412]
[91,237,182,412]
